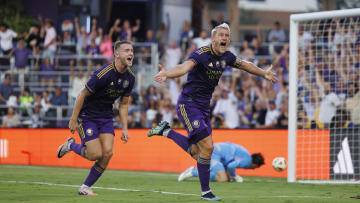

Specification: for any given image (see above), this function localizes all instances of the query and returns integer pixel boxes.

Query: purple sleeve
[227,52,237,66]
[187,50,202,65]
[85,72,107,94]
[123,78,135,97]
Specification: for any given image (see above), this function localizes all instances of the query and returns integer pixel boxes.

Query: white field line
[0,180,199,196]
[0,180,334,199]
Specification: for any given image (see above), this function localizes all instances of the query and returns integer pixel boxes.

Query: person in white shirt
[0,23,17,54]
[69,60,92,105]
[264,100,280,128]
[213,89,239,129]
[42,19,57,59]
[163,40,182,71]
[192,30,211,48]
[318,82,342,127]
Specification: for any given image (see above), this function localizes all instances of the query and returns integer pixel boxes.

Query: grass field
[0,165,360,202]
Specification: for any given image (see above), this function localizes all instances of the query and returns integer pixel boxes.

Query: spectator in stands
[26,104,44,128]
[192,30,211,48]
[40,91,51,114]
[145,29,157,43]
[213,89,239,129]
[8,40,32,71]
[179,21,193,54]
[42,19,57,59]
[74,17,88,54]
[19,87,34,116]
[345,82,360,126]
[0,23,17,55]
[156,13,170,55]
[159,98,174,126]
[86,39,100,56]
[25,25,41,54]
[35,56,57,89]
[252,99,267,128]
[261,100,280,128]
[63,31,75,45]
[163,40,182,71]
[100,35,113,62]
[276,101,288,129]
[145,98,158,128]
[0,75,13,111]
[50,87,67,106]
[69,60,92,105]
[204,4,229,28]
[240,40,255,59]
[109,18,122,43]
[1,107,20,128]
[267,21,287,43]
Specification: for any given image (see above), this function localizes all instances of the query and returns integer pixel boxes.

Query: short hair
[211,23,230,37]
[252,153,265,167]
[113,40,132,53]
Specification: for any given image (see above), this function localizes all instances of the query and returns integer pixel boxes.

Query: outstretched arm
[233,57,278,83]
[154,60,195,83]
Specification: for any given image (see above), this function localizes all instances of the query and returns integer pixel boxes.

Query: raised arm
[233,57,277,83]
[154,60,195,83]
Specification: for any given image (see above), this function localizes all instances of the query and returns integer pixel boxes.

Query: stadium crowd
[0,14,358,129]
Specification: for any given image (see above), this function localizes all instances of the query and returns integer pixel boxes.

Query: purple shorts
[77,117,115,144]
[176,97,212,144]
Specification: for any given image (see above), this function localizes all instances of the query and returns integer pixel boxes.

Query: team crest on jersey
[193,120,200,128]
[221,60,226,68]
[123,80,129,88]
[86,128,93,136]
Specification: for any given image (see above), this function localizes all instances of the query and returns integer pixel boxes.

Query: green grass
[0,165,360,202]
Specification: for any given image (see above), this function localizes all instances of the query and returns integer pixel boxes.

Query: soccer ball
[272,157,287,172]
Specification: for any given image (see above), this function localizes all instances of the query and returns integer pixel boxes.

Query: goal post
[288,8,360,183]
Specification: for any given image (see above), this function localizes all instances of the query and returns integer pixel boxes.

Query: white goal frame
[288,8,360,183]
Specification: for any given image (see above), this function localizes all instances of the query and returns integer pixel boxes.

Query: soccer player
[178,142,264,182]
[56,40,135,195]
[148,23,277,201]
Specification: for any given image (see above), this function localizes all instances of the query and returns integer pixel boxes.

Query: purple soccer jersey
[176,45,236,142]
[77,62,135,143]
[181,45,236,106]
[81,62,135,119]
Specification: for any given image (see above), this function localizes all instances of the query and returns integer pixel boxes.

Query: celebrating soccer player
[57,40,135,195]
[178,142,264,183]
[148,23,277,201]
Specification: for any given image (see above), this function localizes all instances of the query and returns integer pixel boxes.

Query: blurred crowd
[0,13,358,129]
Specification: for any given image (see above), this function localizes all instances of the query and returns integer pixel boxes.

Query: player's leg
[57,119,100,160]
[79,133,113,195]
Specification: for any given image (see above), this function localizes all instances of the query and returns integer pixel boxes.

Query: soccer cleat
[178,166,195,182]
[147,121,170,137]
[201,192,221,201]
[57,137,75,158]
[78,185,98,196]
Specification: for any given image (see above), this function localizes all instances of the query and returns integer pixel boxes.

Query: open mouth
[126,56,133,63]
[220,42,227,47]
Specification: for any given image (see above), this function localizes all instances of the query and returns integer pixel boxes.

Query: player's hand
[121,130,129,143]
[264,65,278,84]
[68,119,78,134]
[154,64,167,83]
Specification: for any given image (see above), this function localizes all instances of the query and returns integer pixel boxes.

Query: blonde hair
[211,23,231,36]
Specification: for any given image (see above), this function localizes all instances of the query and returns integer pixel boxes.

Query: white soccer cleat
[78,184,98,196]
[178,166,195,182]
[233,175,243,183]
[57,137,74,158]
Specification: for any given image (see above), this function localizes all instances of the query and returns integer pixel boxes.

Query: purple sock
[197,157,211,192]
[70,142,86,158]
[167,130,190,152]
[83,162,104,187]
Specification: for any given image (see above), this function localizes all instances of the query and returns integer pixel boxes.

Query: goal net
[288,9,360,184]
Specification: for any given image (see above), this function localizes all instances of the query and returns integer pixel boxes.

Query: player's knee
[102,149,113,160]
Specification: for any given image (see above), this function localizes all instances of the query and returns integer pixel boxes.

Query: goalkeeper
[178,142,264,182]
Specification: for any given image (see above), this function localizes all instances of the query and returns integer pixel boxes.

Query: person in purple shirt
[56,40,135,196]
[148,23,277,201]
